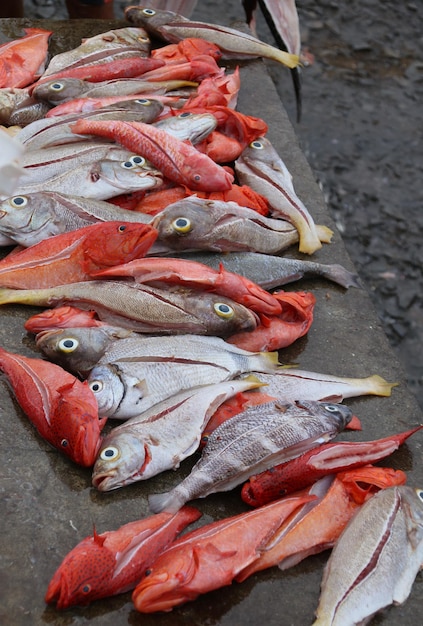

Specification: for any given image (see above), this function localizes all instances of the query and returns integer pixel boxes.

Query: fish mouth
[132,575,187,613]
[74,425,102,468]
[45,571,70,610]
[92,470,118,491]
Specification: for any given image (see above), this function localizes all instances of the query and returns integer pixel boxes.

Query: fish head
[87,364,126,417]
[185,290,259,337]
[32,78,88,104]
[96,157,163,194]
[92,431,148,491]
[338,466,408,505]
[400,486,423,544]
[0,192,57,244]
[296,400,353,432]
[236,136,281,173]
[156,111,218,144]
[179,154,234,192]
[124,6,185,35]
[82,222,158,269]
[152,198,219,251]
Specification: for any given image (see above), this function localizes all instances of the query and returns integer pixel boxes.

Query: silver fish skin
[235,137,333,254]
[150,196,300,255]
[0,88,51,127]
[153,111,217,144]
[85,334,279,418]
[40,27,151,78]
[148,400,353,513]
[0,281,258,336]
[92,377,261,491]
[124,6,299,69]
[312,485,423,626]
[0,191,152,248]
[176,251,362,290]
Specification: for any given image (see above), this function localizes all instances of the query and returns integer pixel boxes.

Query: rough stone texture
[1,11,423,626]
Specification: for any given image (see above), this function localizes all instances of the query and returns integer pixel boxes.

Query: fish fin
[240,373,267,388]
[260,350,281,366]
[197,542,237,562]
[316,225,334,243]
[149,491,183,514]
[365,375,399,397]
[92,525,106,547]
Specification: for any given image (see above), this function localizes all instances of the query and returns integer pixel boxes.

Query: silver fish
[312,485,423,626]
[0,281,258,336]
[0,87,51,127]
[153,111,217,144]
[124,6,299,69]
[148,400,353,512]
[92,377,261,491]
[235,137,333,254]
[0,191,152,248]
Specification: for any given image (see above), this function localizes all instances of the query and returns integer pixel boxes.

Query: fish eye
[137,35,150,43]
[89,380,104,393]
[324,404,339,412]
[100,446,120,461]
[61,439,68,447]
[179,112,193,118]
[416,488,423,501]
[135,98,151,105]
[58,337,79,353]
[81,584,91,594]
[9,195,28,208]
[214,302,235,319]
[145,568,152,576]
[121,160,137,169]
[142,8,156,15]
[171,217,192,234]
[49,82,65,91]
[129,155,146,166]
[193,174,201,182]
[250,140,264,149]
[118,224,127,232]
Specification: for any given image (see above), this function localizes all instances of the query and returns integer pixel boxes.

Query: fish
[85,335,278,419]
[148,399,353,513]
[0,191,153,248]
[0,28,52,89]
[124,6,299,69]
[131,491,316,613]
[235,137,333,254]
[241,426,423,507]
[237,466,408,582]
[312,485,423,625]
[70,119,234,192]
[92,377,263,491]
[0,346,105,466]
[0,127,24,197]
[45,506,201,609]
[0,222,157,290]
[0,281,259,336]
[25,305,105,334]
[0,87,51,127]
[152,110,217,144]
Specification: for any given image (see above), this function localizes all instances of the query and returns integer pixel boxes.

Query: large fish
[0,346,105,467]
[0,281,258,336]
[92,377,262,491]
[0,221,157,290]
[148,399,353,512]
[124,5,299,69]
[312,485,423,625]
[45,506,201,609]
[0,28,51,89]
[132,491,315,613]
[235,137,332,254]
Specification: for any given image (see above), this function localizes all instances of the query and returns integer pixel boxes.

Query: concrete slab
[1,18,422,626]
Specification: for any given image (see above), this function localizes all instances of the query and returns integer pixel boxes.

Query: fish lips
[132,573,192,613]
[45,570,71,610]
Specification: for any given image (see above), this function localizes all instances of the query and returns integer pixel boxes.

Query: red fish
[24,305,104,334]
[45,506,201,609]
[227,290,316,351]
[241,425,423,506]
[0,222,157,289]
[0,28,51,89]
[0,346,105,466]
[91,256,282,317]
[132,491,316,612]
[140,54,224,83]
[151,37,223,63]
[186,67,241,108]
[70,119,234,191]
[236,465,407,582]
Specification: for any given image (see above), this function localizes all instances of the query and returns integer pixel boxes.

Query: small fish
[92,377,262,491]
[45,506,201,609]
[0,346,105,466]
[0,87,51,127]
[0,222,157,289]
[312,485,423,625]
[132,491,315,613]
[148,400,353,513]
[0,28,52,89]
[153,110,217,144]
[124,6,299,69]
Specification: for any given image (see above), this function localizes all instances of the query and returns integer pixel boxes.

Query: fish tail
[272,50,300,69]
[316,225,334,244]
[148,491,184,514]
[241,373,268,388]
[319,264,362,289]
[364,375,399,397]
[0,287,25,305]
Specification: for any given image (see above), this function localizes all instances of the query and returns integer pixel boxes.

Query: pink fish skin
[45,506,201,609]
[132,491,316,613]
[0,28,51,88]
[241,425,423,507]
[70,118,234,191]
[0,347,105,466]
[24,305,104,334]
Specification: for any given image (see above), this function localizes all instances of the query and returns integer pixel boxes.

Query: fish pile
[0,6,422,626]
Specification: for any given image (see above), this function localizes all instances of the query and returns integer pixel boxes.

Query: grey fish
[92,377,261,491]
[0,281,258,336]
[124,6,299,69]
[312,485,423,626]
[148,399,353,512]
[0,88,51,127]
[153,111,217,144]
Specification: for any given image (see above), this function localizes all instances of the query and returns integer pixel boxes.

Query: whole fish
[0,221,157,289]
[0,191,153,248]
[148,400,353,513]
[92,377,262,491]
[235,137,332,254]
[124,6,299,69]
[86,335,278,418]
[0,281,258,336]
[45,506,201,609]
[70,119,234,192]
[312,485,423,626]
[132,491,316,613]
[0,87,51,127]
[0,346,105,466]
[0,28,52,89]
[237,466,408,582]
[241,426,423,507]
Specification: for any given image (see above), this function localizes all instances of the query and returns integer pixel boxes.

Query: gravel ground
[20,0,423,410]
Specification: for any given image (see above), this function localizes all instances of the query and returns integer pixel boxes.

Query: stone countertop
[1,18,422,626]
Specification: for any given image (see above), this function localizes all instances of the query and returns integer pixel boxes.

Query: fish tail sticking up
[316,225,334,244]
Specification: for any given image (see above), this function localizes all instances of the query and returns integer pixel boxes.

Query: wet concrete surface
[1,12,423,626]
